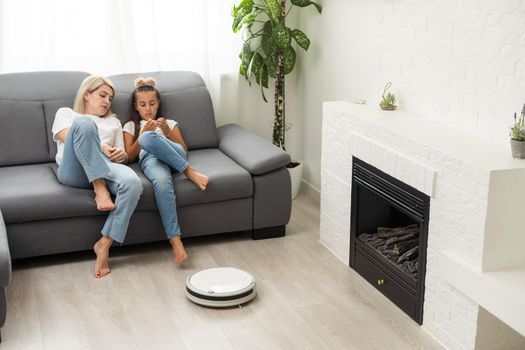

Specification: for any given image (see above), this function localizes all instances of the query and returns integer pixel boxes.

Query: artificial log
[358,233,386,249]
[397,246,419,264]
[385,231,418,247]
[400,260,418,279]
[358,226,420,281]
[393,238,419,255]
[405,261,418,274]
[377,224,419,238]
[382,249,400,262]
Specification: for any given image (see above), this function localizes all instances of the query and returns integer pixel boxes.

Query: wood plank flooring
[1,194,443,349]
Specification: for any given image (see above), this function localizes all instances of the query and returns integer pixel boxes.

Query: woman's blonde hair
[73,75,116,117]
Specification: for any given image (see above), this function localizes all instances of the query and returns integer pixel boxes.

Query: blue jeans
[57,117,143,243]
[139,131,188,238]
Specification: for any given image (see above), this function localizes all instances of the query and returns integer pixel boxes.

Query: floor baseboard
[299,180,320,203]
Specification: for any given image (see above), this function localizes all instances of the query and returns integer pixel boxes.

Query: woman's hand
[102,144,127,163]
[108,148,128,163]
[101,143,112,158]
[157,118,171,136]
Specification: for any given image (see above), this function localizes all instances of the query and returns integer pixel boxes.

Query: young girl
[52,75,142,278]
[123,77,209,264]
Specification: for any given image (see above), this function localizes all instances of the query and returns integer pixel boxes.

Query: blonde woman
[52,75,142,278]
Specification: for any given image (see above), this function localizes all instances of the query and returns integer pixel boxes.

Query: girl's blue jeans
[139,131,189,238]
[57,117,143,243]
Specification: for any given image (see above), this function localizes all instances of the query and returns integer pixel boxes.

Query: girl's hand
[157,118,171,135]
[142,119,157,133]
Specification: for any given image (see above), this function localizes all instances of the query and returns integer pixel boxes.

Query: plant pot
[510,139,525,159]
[380,104,397,111]
[287,161,303,200]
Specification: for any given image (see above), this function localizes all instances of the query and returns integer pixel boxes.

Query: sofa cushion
[43,98,76,162]
[160,88,217,150]
[0,149,253,223]
[218,124,291,175]
[0,71,90,101]
[0,163,102,224]
[133,148,253,210]
[0,100,49,166]
[110,93,133,126]
[0,71,90,166]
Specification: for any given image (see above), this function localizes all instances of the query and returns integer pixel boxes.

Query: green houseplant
[232,0,322,151]
[510,106,525,159]
[379,81,397,111]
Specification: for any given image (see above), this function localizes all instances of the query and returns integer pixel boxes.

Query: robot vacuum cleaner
[185,267,257,307]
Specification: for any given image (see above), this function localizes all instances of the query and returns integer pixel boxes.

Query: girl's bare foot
[169,236,188,264]
[93,236,113,278]
[184,166,209,191]
[93,178,116,211]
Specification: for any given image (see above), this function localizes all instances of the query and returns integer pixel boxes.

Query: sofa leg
[252,225,286,240]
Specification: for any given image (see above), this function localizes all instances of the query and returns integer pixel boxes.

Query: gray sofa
[0,71,291,332]
[0,211,11,341]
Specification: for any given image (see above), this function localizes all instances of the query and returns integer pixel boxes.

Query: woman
[52,75,142,278]
[123,77,209,264]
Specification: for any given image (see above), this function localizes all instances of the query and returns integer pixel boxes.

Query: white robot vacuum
[185,267,257,307]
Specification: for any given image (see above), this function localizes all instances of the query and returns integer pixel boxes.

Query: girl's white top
[52,107,125,166]
[123,119,177,159]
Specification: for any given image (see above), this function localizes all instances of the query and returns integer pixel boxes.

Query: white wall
[294,0,525,197]
[232,0,381,195]
[297,0,381,196]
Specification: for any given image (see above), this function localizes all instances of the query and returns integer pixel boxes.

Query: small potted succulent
[379,82,397,111]
[510,104,525,159]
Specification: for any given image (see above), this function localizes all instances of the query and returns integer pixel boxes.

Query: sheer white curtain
[0,0,241,121]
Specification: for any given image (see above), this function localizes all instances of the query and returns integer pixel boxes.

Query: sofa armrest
[0,211,11,288]
[217,124,290,175]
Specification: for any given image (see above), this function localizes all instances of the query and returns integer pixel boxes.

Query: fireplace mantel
[320,101,525,349]
[325,101,525,172]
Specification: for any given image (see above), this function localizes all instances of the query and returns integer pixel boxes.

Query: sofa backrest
[0,70,217,167]
[0,71,90,167]
[109,71,217,150]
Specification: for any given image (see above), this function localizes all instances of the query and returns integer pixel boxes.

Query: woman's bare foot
[184,166,209,191]
[93,179,116,211]
[93,236,113,278]
[169,236,188,264]
[94,193,116,211]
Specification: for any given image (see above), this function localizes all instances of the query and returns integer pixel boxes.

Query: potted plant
[379,81,397,111]
[232,0,322,198]
[510,105,525,159]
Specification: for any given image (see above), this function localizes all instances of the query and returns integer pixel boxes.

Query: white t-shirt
[123,119,177,138]
[123,119,178,160]
[52,107,125,166]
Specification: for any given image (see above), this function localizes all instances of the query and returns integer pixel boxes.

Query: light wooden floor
[2,194,443,350]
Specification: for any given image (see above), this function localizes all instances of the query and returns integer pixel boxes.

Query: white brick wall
[319,102,505,350]
[376,0,525,144]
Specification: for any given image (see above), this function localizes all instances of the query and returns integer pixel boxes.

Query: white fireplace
[320,101,525,350]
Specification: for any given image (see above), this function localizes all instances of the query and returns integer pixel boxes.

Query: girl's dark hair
[129,84,162,139]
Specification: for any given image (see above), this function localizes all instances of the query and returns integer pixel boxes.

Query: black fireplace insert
[350,157,430,324]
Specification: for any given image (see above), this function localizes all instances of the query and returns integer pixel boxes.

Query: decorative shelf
[438,250,525,337]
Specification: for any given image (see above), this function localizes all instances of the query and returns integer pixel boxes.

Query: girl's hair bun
[134,77,157,88]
